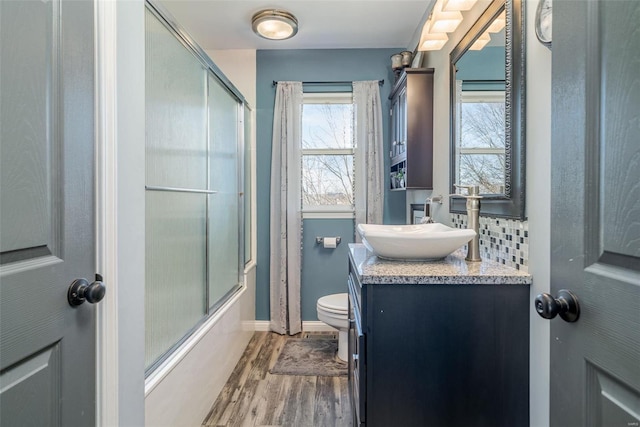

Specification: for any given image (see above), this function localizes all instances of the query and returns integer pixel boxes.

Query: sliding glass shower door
[144,6,245,372]
[207,74,242,309]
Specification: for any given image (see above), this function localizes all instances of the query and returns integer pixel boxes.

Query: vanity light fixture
[416,0,468,51]
[418,19,449,51]
[469,32,491,50]
[429,0,463,33]
[442,0,478,12]
[487,11,506,33]
[419,32,449,51]
[251,9,298,40]
[430,10,463,33]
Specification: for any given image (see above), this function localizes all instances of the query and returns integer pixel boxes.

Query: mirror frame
[449,0,526,220]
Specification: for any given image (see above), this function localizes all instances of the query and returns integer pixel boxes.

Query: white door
[547,1,640,426]
[0,0,99,425]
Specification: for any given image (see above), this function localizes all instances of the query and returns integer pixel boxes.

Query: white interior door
[548,1,640,426]
[0,0,98,425]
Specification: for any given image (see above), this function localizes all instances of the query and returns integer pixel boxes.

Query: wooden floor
[202,332,352,427]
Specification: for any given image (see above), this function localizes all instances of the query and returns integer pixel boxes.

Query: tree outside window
[301,94,355,213]
[457,91,506,194]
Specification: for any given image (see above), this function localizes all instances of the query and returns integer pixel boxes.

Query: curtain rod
[272,80,384,87]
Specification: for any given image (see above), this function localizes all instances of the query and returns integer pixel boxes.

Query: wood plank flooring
[202,332,352,427]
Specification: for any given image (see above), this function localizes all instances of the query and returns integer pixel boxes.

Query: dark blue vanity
[348,244,531,426]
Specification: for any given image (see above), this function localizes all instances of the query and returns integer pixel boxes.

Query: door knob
[534,289,580,322]
[68,274,106,307]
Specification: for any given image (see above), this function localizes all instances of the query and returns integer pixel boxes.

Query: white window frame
[460,90,505,104]
[458,90,506,157]
[300,92,357,219]
[456,89,506,190]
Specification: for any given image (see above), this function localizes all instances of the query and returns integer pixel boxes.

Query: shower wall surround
[451,215,529,272]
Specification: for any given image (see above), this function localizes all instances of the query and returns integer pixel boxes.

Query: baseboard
[252,320,334,332]
[302,321,335,332]
[253,321,271,331]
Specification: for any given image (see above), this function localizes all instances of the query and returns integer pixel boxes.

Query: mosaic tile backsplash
[451,215,529,272]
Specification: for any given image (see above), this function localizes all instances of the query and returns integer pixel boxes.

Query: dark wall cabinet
[348,260,530,427]
[388,68,434,191]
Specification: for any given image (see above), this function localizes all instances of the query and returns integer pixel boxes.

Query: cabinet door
[347,272,365,426]
[367,284,529,427]
[390,97,399,157]
[398,87,407,154]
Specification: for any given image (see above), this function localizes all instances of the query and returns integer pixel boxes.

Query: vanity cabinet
[348,253,530,427]
[388,68,434,190]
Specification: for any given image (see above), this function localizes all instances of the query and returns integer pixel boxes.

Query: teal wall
[456,46,505,80]
[300,219,355,320]
[256,49,405,321]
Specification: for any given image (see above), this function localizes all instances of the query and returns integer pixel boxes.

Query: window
[301,93,355,218]
[456,90,506,194]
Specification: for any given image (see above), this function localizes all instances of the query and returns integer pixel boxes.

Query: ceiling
[157,0,435,51]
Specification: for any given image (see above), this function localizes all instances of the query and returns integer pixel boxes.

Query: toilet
[316,293,349,362]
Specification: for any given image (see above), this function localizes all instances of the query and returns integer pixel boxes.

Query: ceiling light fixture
[252,9,298,40]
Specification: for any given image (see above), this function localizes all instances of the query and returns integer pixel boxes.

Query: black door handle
[68,274,106,307]
[534,289,580,322]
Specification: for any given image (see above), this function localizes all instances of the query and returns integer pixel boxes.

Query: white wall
[206,49,257,108]
[144,49,258,426]
[420,1,551,425]
[115,4,147,422]
[524,0,552,424]
[421,1,492,224]
[101,1,147,425]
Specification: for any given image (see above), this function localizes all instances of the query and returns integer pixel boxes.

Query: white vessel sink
[357,223,476,261]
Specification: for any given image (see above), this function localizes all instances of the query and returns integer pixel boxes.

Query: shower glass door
[207,74,242,308]
[144,6,245,372]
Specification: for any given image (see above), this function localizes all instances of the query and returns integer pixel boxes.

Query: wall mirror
[449,0,525,219]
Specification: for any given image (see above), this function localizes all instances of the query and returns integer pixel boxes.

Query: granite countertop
[349,243,532,285]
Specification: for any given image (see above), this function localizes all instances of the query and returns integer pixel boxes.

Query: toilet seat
[317,293,348,314]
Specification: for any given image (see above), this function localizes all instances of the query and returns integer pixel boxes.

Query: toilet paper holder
[316,236,341,246]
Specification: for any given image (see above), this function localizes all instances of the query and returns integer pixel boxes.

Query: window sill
[302,211,355,220]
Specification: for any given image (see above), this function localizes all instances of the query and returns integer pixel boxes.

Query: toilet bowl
[317,293,349,362]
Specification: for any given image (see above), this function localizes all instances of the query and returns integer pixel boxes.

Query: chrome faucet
[451,184,482,262]
[420,195,442,224]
